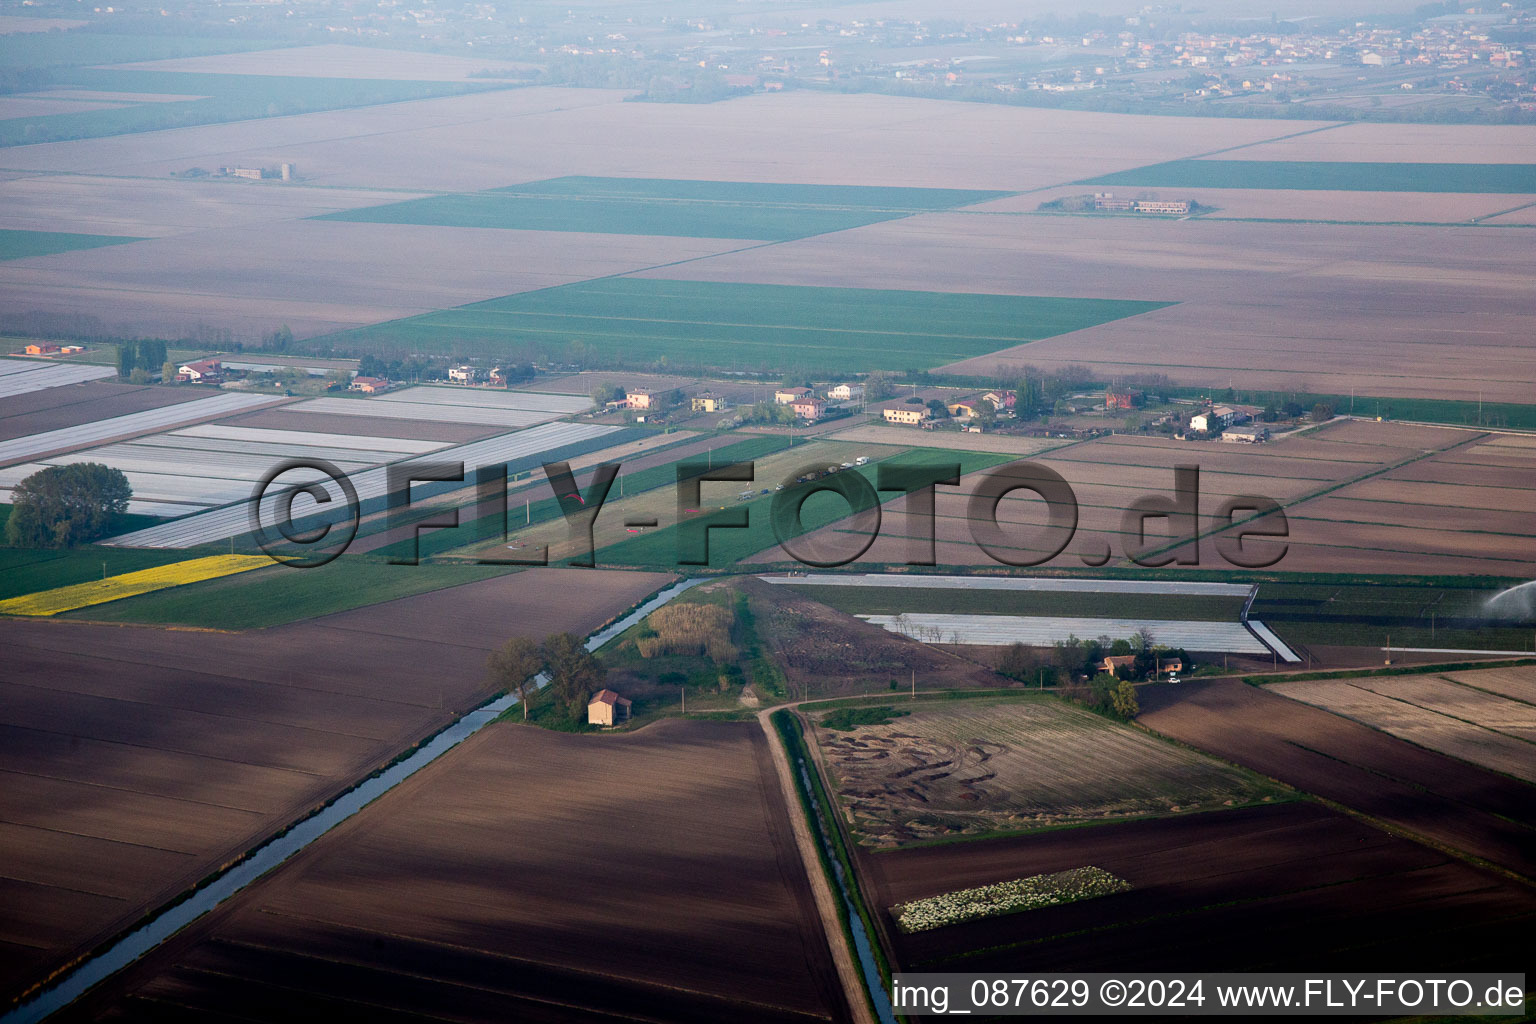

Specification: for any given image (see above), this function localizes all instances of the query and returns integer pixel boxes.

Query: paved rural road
[758,705,878,1024]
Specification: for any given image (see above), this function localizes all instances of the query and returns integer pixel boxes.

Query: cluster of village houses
[147,354,1273,443]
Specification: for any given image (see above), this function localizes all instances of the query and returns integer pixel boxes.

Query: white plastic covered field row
[762,573,1253,596]
[1247,619,1301,662]
[373,386,591,414]
[861,612,1270,654]
[105,421,621,548]
[0,359,115,398]
[0,392,284,466]
[174,423,445,455]
[292,396,557,428]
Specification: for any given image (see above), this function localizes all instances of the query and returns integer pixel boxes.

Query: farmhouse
[947,398,988,419]
[349,376,390,393]
[884,406,931,426]
[774,386,812,405]
[176,359,222,383]
[1190,405,1238,433]
[1106,387,1146,410]
[792,397,826,421]
[981,391,1016,411]
[23,343,59,355]
[1101,655,1139,678]
[587,688,632,727]
[447,365,484,384]
[691,392,730,413]
[828,383,864,401]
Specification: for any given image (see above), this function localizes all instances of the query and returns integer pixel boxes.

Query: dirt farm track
[0,567,671,1008]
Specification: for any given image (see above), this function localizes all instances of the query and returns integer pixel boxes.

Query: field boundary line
[1472,198,1536,223]
[1180,121,1352,162]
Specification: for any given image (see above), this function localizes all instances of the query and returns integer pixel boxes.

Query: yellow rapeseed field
[0,554,271,617]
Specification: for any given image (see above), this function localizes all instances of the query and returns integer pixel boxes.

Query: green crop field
[313,278,1171,374]
[788,585,1249,623]
[1250,580,1536,653]
[69,556,515,629]
[0,228,144,261]
[0,543,209,602]
[591,447,1015,572]
[315,175,1012,241]
[0,68,487,148]
[1080,159,1536,194]
[0,32,277,70]
[378,433,792,564]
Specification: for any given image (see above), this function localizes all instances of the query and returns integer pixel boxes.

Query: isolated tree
[488,636,545,721]
[864,371,896,402]
[161,360,178,383]
[590,382,624,407]
[128,367,149,385]
[542,632,605,718]
[1110,679,1140,720]
[1015,375,1042,416]
[263,324,294,352]
[1310,402,1335,423]
[5,463,131,548]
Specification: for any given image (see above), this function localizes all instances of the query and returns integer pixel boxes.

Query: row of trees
[993,633,1192,721]
[116,339,168,379]
[487,634,606,724]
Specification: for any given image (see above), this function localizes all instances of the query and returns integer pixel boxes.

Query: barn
[587,689,633,727]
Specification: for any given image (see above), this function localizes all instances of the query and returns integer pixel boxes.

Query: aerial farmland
[0,3,1533,1022]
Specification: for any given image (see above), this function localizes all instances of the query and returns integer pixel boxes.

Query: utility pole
[911,668,916,699]
[681,687,686,714]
